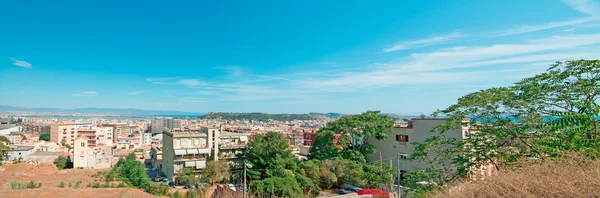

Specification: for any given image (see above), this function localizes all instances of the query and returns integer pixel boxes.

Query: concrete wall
[367,119,466,173]
[161,133,175,178]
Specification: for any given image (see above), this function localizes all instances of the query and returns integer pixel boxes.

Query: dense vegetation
[54,156,68,170]
[245,112,396,197]
[406,60,600,196]
[201,112,317,121]
[39,133,50,141]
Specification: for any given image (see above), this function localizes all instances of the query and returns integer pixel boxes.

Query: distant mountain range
[0,105,203,116]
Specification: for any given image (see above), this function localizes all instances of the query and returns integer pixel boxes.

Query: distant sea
[21,114,204,121]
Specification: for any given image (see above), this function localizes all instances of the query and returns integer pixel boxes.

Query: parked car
[160,179,170,186]
[228,184,236,191]
[184,184,196,189]
[338,186,362,194]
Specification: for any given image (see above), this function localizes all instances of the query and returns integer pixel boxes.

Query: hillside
[435,154,600,198]
[0,163,159,198]
[201,112,320,121]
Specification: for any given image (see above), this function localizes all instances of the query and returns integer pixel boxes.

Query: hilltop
[201,112,324,121]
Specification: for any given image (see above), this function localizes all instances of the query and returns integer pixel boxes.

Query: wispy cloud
[498,16,600,36]
[9,57,32,68]
[562,0,600,16]
[177,79,205,88]
[127,91,143,95]
[217,66,245,77]
[72,91,98,97]
[382,32,463,52]
[145,77,179,85]
[303,34,600,91]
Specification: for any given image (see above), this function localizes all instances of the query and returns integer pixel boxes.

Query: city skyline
[2,0,600,114]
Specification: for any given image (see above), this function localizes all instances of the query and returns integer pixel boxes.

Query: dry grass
[0,163,160,198]
[437,154,600,198]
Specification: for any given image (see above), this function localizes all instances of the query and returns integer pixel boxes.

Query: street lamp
[243,160,252,198]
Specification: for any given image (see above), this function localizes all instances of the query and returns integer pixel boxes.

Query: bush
[74,180,82,188]
[58,181,65,188]
[40,134,50,141]
[54,156,68,170]
[11,181,41,190]
[118,182,127,188]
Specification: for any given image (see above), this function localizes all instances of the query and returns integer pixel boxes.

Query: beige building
[160,127,250,180]
[50,122,75,146]
[73,136,90,168]
[161,130,211,179]
[96,126,114,147]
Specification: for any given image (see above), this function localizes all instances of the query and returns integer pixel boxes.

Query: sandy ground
[0,163,161,198]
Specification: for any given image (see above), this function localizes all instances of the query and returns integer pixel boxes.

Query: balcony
[219,143,247,149]
[174,154,207,162]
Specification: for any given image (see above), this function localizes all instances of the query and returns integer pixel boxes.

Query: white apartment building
[143,133,152,145]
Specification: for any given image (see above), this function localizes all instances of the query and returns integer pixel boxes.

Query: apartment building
[143,133,152,145]
[217,131,249,162]
[51,122,92,147]
[73,135,113,169]
[151,118,182,133]
[77,127,98,147]
[366,118,473,177]
[96,126,114,147]
[161,130,211,179]
[50,122,75,145]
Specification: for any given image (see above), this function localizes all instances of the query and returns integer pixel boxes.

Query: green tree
[54,156,68,170]
[249,176,303,198]
[0,136,9,165]
[177,168,198,186]
[309,111,394,163]
[201,160,230,184]
[119,153,151,188]
[408,59,600,193]
[39,134,51,141]
[245,132,297,179]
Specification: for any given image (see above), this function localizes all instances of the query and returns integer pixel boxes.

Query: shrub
[118,182,127,188]
[58,181,65,188]
[74,180,82,188]
[11,181,41,190]
[54,156,68,170]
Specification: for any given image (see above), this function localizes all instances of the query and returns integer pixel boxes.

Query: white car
[228,184,236,191]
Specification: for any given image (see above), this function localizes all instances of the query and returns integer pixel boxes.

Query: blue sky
[1,0,600,114]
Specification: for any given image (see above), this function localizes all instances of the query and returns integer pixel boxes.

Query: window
[399,153,408,160]
[81,142,85,147]
[396,135,409,142]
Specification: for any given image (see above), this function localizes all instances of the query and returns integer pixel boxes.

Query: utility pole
[243,158,247,198]
[397,153,401,198]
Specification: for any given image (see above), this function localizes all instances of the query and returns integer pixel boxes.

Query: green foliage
[295,174,321,198]
[310,111,394,163]
[246,132,297,180]
[249,176,304,198]
[54,156,68,170]
[172,191,182,198]
[408,59,600,195]
[0,136,11,144]
[39,134,51,141]
[201,160,230,184]
[58,181,65,188]
[201,112,317,121]
[177,168,199,186]
[74,180,82,188]
[11,181,41,190]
